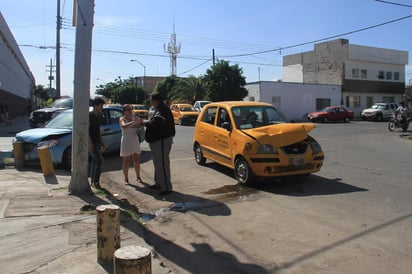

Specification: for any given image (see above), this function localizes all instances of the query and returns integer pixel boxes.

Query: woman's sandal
[136,177,144,184]
[125,178,131,185]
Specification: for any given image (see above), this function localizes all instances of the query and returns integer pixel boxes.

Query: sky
[1,0,412,97]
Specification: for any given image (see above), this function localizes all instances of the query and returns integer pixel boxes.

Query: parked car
[131,104,148,119]
[170,103,199,125]
[307,106,354,123]
[29,98,93,128]
[193,100,211,112]
[361,102,398,121]
[14,106,124,170]
[193,101,324,185]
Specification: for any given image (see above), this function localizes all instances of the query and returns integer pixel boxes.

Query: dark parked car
[308,106,354,123]
[29,98,93,128]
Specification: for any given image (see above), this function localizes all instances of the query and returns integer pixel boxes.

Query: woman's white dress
[120,120,141,157]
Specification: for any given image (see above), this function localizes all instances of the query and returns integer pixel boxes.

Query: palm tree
[170,76,207,104]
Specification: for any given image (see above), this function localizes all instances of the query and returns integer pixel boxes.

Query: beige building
[283,39,409,116]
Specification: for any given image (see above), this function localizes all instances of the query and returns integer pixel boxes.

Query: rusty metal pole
[37,146,55,176]
[13,141,24,169]
[96,204,120,264]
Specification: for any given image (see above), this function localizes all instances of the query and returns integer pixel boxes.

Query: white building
[0,12,35,118]
[283,39,408,116]
[245,81,341,121]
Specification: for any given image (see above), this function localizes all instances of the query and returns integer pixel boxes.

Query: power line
[375,0,412,8]
[221,13,412,58]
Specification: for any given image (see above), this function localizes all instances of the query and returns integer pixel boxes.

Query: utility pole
[212,49,215,66]
[56,0,61,98]
[46,59,55,97]
[69,0,95,194]
[164,23,181,76]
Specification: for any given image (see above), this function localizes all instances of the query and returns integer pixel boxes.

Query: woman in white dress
[119,104,144,185]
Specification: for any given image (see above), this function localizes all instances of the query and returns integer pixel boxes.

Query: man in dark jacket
[143,93,176,195]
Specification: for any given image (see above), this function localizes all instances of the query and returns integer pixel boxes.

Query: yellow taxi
[193,101,324,185]
[131,104,148,119]
[170,103,199,125]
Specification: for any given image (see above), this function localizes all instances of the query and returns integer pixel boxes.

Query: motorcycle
[388,112,410,132]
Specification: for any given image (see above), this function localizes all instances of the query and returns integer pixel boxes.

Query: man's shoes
[149,185,160,189]
[158,190,172,196]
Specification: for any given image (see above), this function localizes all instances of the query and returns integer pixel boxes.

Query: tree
[204,60,248,101]
[153,75,180,103]
[117,84,147,104]
[33,85,49,100]
[170,76,207,103]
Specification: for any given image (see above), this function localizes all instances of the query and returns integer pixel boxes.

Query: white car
[361,103,398,121]
[193,101,211,112]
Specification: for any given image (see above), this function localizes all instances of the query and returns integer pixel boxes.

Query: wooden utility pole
[69,0,95,194]
[56,0,61,98]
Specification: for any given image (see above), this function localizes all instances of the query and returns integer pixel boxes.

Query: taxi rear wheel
[234,157,255,185]
[194,143,206,165]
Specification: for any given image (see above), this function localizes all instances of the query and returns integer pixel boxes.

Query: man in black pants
[143,93,176,195]
[89,97,105,188]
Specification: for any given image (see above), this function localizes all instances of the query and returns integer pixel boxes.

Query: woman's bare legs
[122,156,130,184]
[132,153,142,183]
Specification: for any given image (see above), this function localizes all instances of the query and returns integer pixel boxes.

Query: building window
[352,68,359,78]
[346,96,361,108]
[361,69,367,79]
[249,96,255,102]
[316,98,330,110]
[394,72,400,81]
[386,71,392,80]
[272,96,281,108]
[366,97,373,108]
[378,71,385,79]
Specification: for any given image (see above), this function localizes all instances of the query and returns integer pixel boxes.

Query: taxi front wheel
[234,157,255,185]
[194,144,206,165]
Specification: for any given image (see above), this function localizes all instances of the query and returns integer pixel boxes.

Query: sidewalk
[0,117,174,273]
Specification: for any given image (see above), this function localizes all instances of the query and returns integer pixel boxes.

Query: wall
[245,81,341,121]
[0,12,35,118]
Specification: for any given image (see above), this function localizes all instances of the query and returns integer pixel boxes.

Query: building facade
[0,12,35,119]
[283,39,408,116]
[245,81,341,121]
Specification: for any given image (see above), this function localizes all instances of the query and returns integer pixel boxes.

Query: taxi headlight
[257,144,277,154]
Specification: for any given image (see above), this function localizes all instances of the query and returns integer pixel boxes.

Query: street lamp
[130,59,146,89]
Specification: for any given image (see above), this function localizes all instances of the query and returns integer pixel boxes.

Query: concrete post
[13,141,24,169]
[37,146,55,176]
[96,204,120,264]
[114,245,152,274]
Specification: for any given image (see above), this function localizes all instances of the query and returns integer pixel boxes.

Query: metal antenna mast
[164,23,181,75]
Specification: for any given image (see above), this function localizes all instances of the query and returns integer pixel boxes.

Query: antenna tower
[164,24,181,75]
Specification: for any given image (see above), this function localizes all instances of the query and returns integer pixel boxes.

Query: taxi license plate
[289,157,304,166]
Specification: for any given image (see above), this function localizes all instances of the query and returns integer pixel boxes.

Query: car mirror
[222,121,232,131]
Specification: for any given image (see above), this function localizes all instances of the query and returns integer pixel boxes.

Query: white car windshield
[45,112,73,129]
[232,106,288,129]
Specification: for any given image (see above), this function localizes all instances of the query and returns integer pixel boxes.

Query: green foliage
[170,76,207,103]
[33,85,49,100]
[153,75,181,102]
[96,76,148,104]
[45,98,54,106]
[117,84,148,104]
[204,60,248,101]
